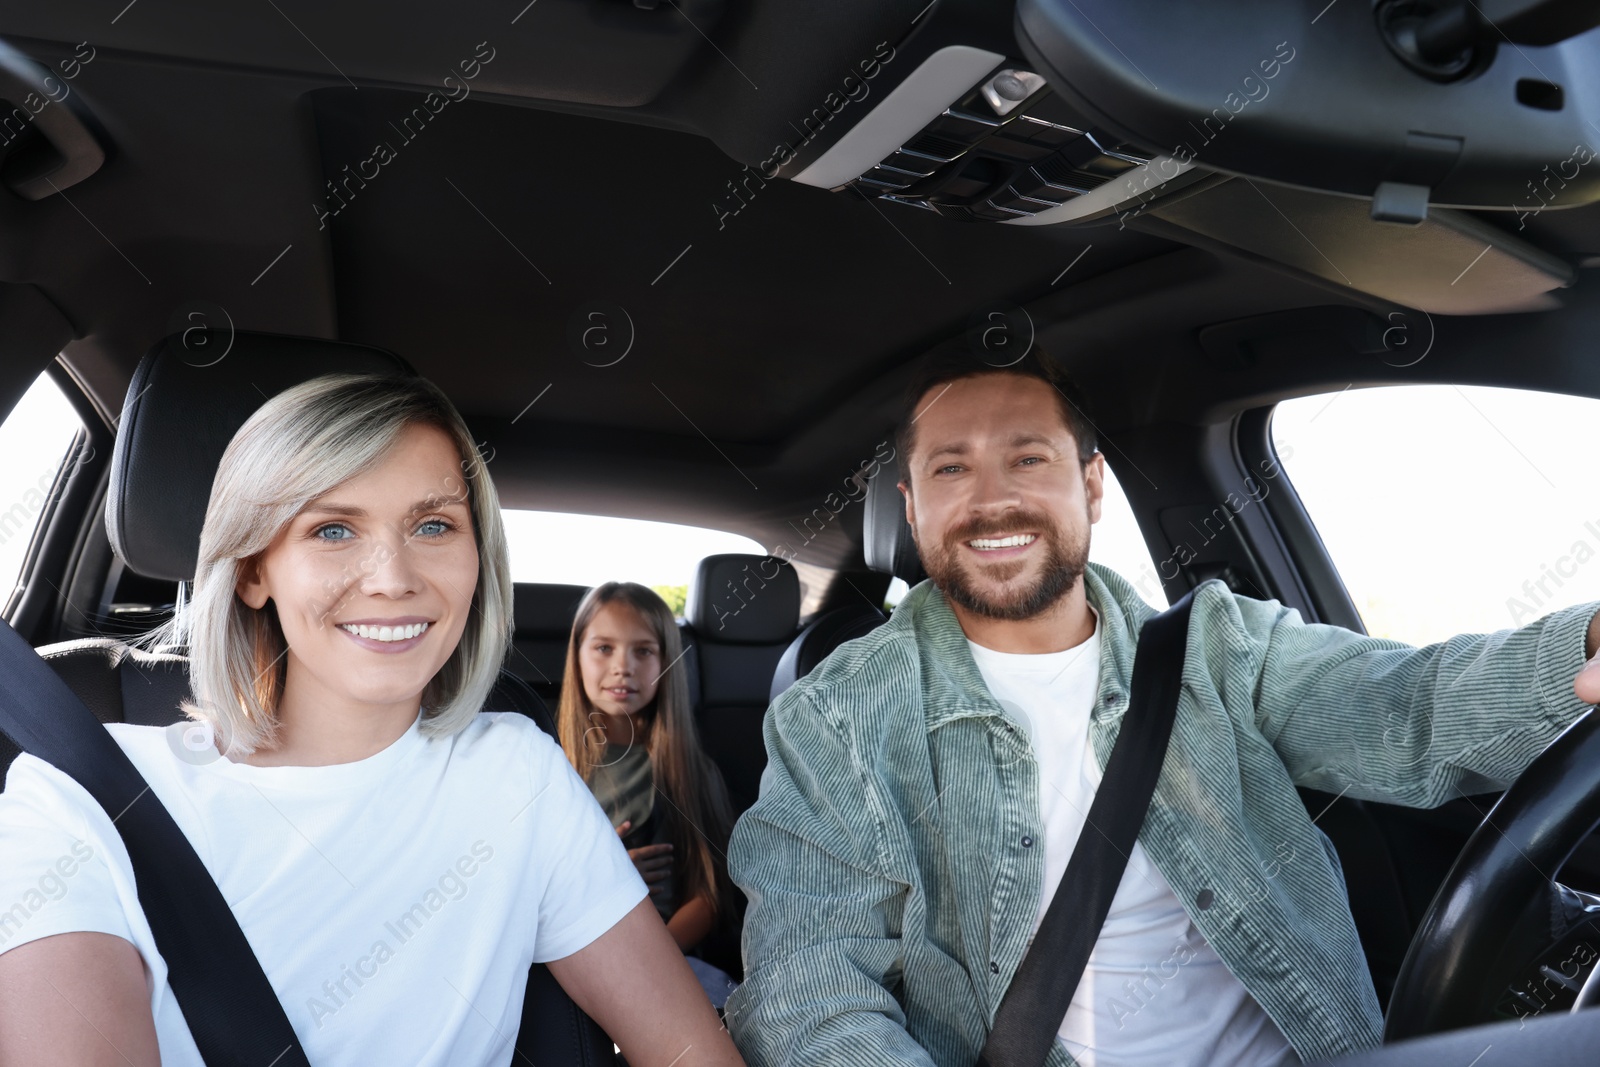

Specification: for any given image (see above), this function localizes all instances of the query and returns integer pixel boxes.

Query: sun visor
[1131,177,1576,315]
[1014,0,1600,218]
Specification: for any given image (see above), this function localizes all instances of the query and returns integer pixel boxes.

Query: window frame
[1234,405,1366,633]
[1100,415,1322,621]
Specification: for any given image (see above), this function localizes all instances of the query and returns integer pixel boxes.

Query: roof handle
[0,38,106,201]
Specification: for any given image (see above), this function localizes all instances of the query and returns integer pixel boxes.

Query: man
[722,350,1600,1067]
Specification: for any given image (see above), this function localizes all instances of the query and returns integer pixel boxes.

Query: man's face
[899,373,1104,621]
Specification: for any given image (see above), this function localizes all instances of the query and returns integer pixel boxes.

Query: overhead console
[689,0,1197,225]
[787,44,1199,224]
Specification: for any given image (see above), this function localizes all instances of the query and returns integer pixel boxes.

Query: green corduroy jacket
[724,561,1599,1066]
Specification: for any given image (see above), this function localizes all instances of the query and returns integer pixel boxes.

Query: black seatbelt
[0,619,311,1067]
[978,588,1197,1067]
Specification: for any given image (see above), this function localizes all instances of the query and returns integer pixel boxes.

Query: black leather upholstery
[510,583,590,705]
[862,449,925,584]
[0,639,190,775]
[681,554,800,816]
[107,330,413,582]
[37,638,191,727]
[760,459,907,714]
[685,553,801,643]
[27,332,614,1065]
[768,603,886,702]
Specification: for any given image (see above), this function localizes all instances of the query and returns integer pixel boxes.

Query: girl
[0,372,744,1067]
[557,584,740,1006]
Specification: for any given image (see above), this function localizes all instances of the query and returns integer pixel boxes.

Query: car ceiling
[2,2,1600,573]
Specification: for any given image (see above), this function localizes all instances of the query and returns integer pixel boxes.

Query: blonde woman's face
[578,601,662,722]
[236,422,481,718]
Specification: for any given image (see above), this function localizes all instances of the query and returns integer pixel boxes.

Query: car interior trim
[792,44,1005,190]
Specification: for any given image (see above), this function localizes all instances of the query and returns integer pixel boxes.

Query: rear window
[502,510,765,615]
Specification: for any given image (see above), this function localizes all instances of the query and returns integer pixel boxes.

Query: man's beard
[917,509,1089,621]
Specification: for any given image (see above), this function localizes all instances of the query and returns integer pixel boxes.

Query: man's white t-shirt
[0,709,647,1066]
[967,604,1297,1067]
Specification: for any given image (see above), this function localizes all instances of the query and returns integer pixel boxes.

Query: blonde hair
[133,372,513,757]
[558,583,736,920]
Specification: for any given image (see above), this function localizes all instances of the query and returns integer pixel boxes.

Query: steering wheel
[1384,708,1600,1041]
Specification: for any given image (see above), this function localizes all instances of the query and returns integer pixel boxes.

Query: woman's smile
[337,619,433,653]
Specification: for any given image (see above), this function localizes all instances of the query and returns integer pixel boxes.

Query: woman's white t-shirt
[0,710,648,1066]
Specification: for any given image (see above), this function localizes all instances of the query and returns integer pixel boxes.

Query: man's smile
[964,532,1039,559]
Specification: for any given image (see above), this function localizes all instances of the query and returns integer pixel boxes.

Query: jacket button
[1020,835,1034,848]
[990,961,1000,974]
[1196,888,1214,910]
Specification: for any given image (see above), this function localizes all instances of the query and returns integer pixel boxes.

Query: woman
[557,584,739,1006]
[0,372,744,1067]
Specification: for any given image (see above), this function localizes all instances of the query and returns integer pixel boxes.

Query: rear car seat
[764,449,917,701]
[510,582,590,707]
[680,553,800,818]
[767,600,887,702]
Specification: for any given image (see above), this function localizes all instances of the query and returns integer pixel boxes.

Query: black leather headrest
[863,449,925,584]
[768,603,886,702]
[512,583,590,637]
[685,554,800,644]
[107,330,414,581]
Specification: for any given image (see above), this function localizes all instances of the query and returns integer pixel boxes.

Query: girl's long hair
[557,583,735,923]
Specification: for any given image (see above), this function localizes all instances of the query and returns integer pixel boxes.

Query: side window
[0,370,84,608]
[1272,384,1600,645]
[885,456,1167,609]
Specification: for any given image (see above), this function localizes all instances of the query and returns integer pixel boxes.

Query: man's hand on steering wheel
[1572,611,1600,705]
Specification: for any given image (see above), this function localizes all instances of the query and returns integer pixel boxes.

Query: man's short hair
[893,347,1100,478]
